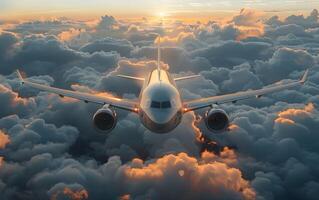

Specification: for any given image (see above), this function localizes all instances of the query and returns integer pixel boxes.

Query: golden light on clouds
[123,152,255,200]
[58,28,84,42]
[0,130,10,149]
[51,187,89,200]
[0,130,10,167]
[275,103,315,125]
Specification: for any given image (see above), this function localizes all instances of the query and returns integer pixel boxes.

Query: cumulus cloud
[229,9,265,40]
[58,28,85,42]
[80,37,134,57]
[0,130,10,167]
[255,48,313,83]
[0,130,10,149]
[1,8,319,200]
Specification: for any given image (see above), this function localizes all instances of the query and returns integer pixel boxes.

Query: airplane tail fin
[157,36,161,81]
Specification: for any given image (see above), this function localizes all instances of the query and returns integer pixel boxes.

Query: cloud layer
[0,9,319,200]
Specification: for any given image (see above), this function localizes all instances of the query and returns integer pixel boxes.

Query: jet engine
[93,105,117,132]
[205,108,229,133]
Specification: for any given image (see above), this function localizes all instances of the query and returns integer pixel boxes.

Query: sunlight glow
[157,11,168,18]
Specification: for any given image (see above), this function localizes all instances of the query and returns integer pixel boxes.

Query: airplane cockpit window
[161,101,171,108]
[151,101,161,108]
[151,101,171,109]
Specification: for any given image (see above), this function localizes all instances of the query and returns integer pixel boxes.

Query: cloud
[255,48,314,84]
[80,37,134,57]
[266,9,319,29]
[285,9,319,28]
[0,130,10,168]
[231,9,264,28]
[191,41,272,68]
[0,84,36,118]
[0,130,10,149]
[58,28,84,42]
[198,24,240,42]
[275,103,314,125]
[0,31,18,70]
[230,9,265,40]
[154,32,202,50]
[96,15,117,31]
[49,184,89,200]
[122,152,255,200]
[265,24,311,39]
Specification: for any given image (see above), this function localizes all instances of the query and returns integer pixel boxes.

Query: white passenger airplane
[17,39,309,134]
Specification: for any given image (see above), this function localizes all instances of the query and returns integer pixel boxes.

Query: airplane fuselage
[139,69,183,133]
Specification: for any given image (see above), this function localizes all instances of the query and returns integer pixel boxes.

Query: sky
[1,0,319,20]
[1,1,319,200]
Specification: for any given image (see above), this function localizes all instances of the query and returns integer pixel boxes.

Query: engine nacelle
[93,106,117,132]
[205,108,229,133]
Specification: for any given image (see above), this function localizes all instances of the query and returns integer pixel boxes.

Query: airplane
[16,38,309,134]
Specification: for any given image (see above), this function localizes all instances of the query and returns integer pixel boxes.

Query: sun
[157,11,167,18]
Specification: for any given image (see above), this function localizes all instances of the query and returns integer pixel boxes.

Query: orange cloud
[119,194,131,200]
[190,113,204,143]
[236,27,265,41]
[51,187,88,200]
[154,32,196,46]
[229,8,265,40]
[275,103,315,124]
[0,130,10,167]
[124,152,255,200]
[0,130,10,149]
[275,117,295,125]
[0,84,34,107]
[58,28,84,42]
[202,147,238,166]
[228,124,240,131]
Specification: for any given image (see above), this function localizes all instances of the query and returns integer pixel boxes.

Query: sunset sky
[1,0,319,20]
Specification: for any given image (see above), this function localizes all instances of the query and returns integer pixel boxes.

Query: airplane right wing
[184,70,309,112]
[17,70,139,112]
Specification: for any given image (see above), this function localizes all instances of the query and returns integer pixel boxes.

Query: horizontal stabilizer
[174,75,201,81]
[116,74,145,81]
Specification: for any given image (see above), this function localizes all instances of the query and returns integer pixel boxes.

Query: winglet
[16,70,25,84]
[300,69,309,84]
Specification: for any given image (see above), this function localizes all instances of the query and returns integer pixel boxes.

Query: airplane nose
[148,110,173,124]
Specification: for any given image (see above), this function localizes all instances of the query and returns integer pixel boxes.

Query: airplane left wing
[116,74,145,81]
[184,70,309,112]
[17,70,138,112]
